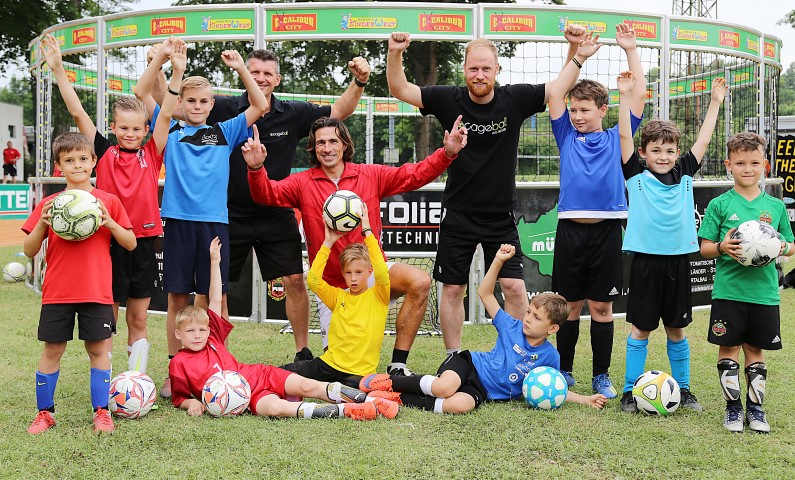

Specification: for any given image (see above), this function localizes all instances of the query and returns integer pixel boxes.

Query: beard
[466,79,495,98]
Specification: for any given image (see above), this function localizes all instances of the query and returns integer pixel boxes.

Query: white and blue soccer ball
[202,370,251,417]
[632,370,681,416]
[322,190,363,232]
[730,220,781,267]
[522,366,568,410]
[50,189,102,241]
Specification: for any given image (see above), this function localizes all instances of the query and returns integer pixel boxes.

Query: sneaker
[679,389,703,412]
[28,411,55,434]
[370,397,400,419]
[93,408,115,433]
[368,390,403,405]
[160,376,172,399]
[620,391,638,413]
[359,373,393,393]
[342,402,377,421]
[591,374,618,398]
[337,383,367,404]
[561,371,576,387]
[294,347,314,363]
[723,405,744,433]
[387,363,414,376]
[746,405,770,433]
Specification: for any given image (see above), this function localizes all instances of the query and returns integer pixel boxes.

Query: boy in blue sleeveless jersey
[548,24,646,398]
[698,132,794,433]
[357,245,607,414]
[617,71,727,413]
[135,47,268,398]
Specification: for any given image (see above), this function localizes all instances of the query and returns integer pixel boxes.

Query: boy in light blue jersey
[617,71,727,413]
[548,24,646,398]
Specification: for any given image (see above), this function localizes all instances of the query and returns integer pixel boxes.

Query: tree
[0,0,134,74]
[778,63,795,116]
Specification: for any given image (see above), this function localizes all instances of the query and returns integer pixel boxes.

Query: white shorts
[317,262,397,348]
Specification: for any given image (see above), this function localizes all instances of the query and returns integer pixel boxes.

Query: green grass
[1,244,795,478]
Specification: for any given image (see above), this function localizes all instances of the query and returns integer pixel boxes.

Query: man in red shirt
[3,141,21,184]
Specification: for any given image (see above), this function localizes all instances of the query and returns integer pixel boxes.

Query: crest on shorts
[268,277,286,301]
[712,320,727,337]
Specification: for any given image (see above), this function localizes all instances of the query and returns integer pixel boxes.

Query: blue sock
[90,368,111,410]
[624,336,648,393]
[667,337,690,390]
[35,371,59,411]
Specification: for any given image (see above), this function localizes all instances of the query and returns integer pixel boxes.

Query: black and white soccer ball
[322,190,363,232]
[730,220,781,267]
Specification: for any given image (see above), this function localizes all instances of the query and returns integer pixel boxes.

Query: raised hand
[241,124,267,169]
[359,201,371,231]
[323,222,346,246]
[711,77,727,103]
[42,34,64,71]
[617,71,636,95]
[348,56,371,84]
[221,50,245,71]
[209,236,221,265]
[615,22,638,51]
[169,38,187,74]
[576,31,602,59]
[564,24,588,46]
[495,243,516,262]
[146,43,160,66]
[443,114,467,158]
[388,32,411,53]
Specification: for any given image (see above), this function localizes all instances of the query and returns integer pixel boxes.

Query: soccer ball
[50,189,102,241]
[2,261,26,282]
[730,220,781,267]
[322,190,363,232]
[202,370,251,417]
[522,366,568,410]
[632,370,681,416]
[108,370,157,419]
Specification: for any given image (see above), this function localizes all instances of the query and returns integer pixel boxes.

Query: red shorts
[239,364,294,415]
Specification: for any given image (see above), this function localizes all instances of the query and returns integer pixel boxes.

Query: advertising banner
[776,135,795,230]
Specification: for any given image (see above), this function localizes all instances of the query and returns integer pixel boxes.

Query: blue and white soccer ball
[522,366,568,410]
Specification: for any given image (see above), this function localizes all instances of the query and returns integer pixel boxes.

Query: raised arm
[145,43,168,111]
[616,23,646,117]
[152,39,186,155]
[330,56,370,120]
[386,32,423,108]
[546,24,590,104]
[42,34,96,140]
[477,244,515,319]
[617,71,637,164]
[548,31,602,120]
[133,37,176,119]
[208,237,223,316]
[222,50,268,126]
[243,127,302,207]
[691,77,727,162]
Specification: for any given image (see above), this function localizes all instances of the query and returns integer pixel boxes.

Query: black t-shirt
[207,93,331,218]
[622,150,700,185]
[420,84,546,212]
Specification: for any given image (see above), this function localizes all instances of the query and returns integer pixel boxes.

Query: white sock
[433,398,445,414]
[299,402,315,419]
[446,348,460,355]
[127,338,150,373]
[326,382,342,403]
[419,375,436,396]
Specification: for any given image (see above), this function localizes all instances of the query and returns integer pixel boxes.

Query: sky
[2,0,793,86]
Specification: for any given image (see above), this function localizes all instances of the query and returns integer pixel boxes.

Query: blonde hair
[339,242,370,271]
[180,76,212,96]
[464,38,498,64]
[111,96,148,123]
[52,132,94,164]
[530,293,570,327]
[176,305,209,330]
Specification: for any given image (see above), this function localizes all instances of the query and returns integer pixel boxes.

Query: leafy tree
[778,63,795,116]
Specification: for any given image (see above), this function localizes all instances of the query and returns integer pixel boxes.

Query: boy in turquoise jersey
[617,71,727,413]
[698,132,794,433]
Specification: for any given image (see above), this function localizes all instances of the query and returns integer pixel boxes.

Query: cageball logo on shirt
[201,133,219,145]
[461,117,507,135]
[270,130,289,137]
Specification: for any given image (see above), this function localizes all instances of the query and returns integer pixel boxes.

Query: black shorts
[111,236,158,301]
[38,303,116,342]
[438,350,488,409]
[433,209,524,285]
[626,254,692,331]
[708,299,782,350]
[163,219,229,295]
[228,212,303,282]
[3,163,17,176]
[551,219,623,302]
[280,358,360,387]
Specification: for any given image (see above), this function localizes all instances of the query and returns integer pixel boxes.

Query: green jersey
[698,189,794,305]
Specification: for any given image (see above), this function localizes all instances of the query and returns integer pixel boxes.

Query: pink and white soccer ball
[202,370,251,417]
[108,370,157,419]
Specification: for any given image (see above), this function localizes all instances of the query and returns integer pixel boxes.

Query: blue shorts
[163,219,229,295]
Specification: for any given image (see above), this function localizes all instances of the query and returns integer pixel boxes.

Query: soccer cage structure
[27,3,784,335]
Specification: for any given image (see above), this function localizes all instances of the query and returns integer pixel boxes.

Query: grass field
[1,244,794,479]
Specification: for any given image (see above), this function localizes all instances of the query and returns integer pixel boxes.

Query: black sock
[727,398,743,409]
[400,392,437,411]
[555,319,580,372]
[168,355,174,360]
[391,348,410,365]
[391,375,423,394]
[590,321,614,377]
